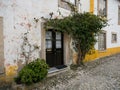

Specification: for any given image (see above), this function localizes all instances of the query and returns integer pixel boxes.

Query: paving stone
[60,54,120,90]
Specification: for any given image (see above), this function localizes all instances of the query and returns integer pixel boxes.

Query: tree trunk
[77,43,84,66]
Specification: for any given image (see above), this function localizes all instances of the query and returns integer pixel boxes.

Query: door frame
[40,23,71,66]
[0,17,4,74]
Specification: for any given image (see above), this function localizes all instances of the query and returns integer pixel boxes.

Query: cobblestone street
[35,54,120,90]
[63,55,120,90]
[65,54,120,90]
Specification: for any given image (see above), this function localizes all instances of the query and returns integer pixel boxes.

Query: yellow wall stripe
[84,47,120,62]
[90,0,94,13]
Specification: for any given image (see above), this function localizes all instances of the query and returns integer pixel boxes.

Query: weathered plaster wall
[1,0,119,76]
[80,0,90,13]
[0,0,71,76]
[0,1,17,76]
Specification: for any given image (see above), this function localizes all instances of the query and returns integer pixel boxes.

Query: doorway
[46,30,64,67]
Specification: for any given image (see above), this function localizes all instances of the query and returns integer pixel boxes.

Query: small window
[112,33,117,43]
[98,0,107,17]
[98,32,106,51]
[118,6,120,25]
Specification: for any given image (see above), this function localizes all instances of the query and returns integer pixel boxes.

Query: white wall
[80,0,90,13]
[94,0,120,50]
[106,0,120,48]
[0,0,71,66]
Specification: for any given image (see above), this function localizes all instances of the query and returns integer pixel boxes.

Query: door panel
[46,30,63,67]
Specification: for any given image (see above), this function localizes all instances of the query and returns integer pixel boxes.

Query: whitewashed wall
[93,0,120,50]
[106,0,120,48]
[80,0,90,13]
[0,0,71,67]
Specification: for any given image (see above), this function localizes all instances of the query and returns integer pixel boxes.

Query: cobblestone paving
[65,54,120,90]
[32,54,120,90]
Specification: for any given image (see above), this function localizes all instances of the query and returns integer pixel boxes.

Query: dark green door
[46,30,63,67]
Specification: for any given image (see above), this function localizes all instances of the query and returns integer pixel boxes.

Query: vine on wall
[44,12,108,65]
[31,0,108,66]
[21,31,40,65]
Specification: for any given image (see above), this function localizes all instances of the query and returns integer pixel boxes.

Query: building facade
[0,0,120,77]
[0,0,78,76]
[85,0,120,62]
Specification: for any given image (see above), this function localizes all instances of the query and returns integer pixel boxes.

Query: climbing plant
[44,12,108,65]
[21,31,40,65]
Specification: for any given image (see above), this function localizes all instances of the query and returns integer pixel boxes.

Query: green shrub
[14,58,49,85]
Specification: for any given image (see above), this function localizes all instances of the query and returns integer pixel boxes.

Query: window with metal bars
[111,33,117,43]
[98,32,106,51]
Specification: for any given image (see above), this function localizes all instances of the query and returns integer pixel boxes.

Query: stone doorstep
[47,66,69,77]
[48,67,59,73]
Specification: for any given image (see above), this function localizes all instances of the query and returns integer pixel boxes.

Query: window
[118,6,120,25]
[46,31,52,49]
[112,33,117,43]
[98,32,106,51]
[58,0,76,10]
[98,0,107,17]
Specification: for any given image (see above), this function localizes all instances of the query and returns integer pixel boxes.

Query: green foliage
[44,12,108,65]
[14,58,49,85]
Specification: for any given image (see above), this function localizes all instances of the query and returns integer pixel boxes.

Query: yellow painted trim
[90,0,94,13]
[6,65,18,76]
[84,47,120,62]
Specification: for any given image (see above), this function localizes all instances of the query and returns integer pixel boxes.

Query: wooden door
[46,30,63,67]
